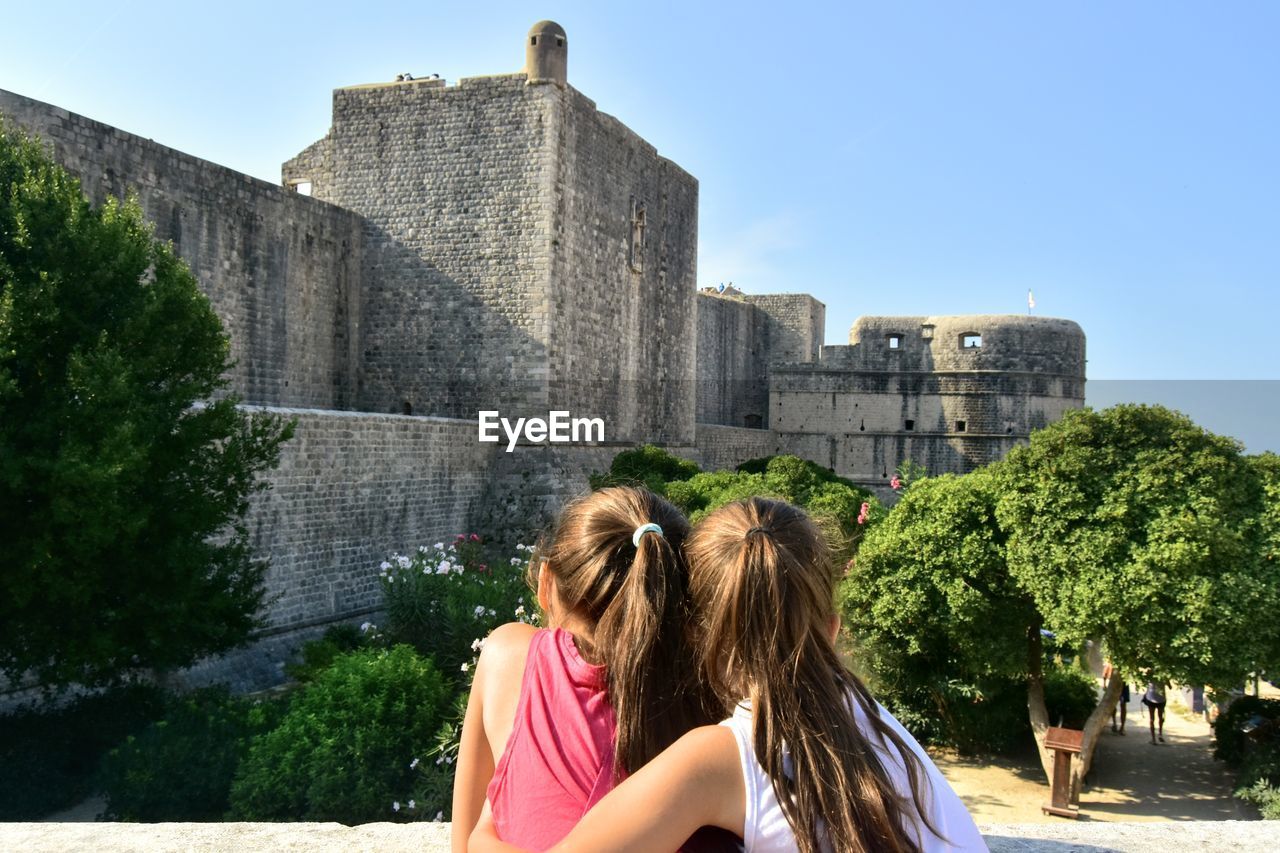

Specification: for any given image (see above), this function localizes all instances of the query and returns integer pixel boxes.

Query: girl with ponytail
[471,496,985,853]
[451,486,724,852]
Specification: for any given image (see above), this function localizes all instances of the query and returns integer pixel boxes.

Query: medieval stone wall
[745,293,826,365]
[695,293,771,429]
[284,75,557,419]
[0,89,364,410]
[769,315,1086,491]
[546,86,699,445]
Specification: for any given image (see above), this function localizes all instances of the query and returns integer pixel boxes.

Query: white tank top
[718,697,988,852]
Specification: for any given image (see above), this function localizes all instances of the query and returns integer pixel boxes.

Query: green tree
[840,469,1039,750]
[1251,452,1280,677]
[997,405,1278,800]
[0,124,294,690]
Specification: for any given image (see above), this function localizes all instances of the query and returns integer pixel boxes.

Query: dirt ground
[931,689,1262,823]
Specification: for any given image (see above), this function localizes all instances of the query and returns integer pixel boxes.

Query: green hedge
[97,686,283,821]
[228,646,451,823]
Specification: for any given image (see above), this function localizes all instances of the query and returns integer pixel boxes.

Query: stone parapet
[0,821,1268,851]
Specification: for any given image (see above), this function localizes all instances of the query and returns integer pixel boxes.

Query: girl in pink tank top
[451,487,724,852]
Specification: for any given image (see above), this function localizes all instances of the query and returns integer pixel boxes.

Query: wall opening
[629,197,646,273]
[402,401,414,416]
[961,333,982,348]
[887,334,902,349]
[744,413,763,430]
[531,36,537,45]
[905,419,915,431]
[955,420,967,432]
[289,180,313,196]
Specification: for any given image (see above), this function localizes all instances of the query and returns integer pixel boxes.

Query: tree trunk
[1026,625,1055,783]
[1068,669,1125,804]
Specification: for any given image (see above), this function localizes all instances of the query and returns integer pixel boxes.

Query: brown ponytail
[686,497,943,853]
[534,486,721,777]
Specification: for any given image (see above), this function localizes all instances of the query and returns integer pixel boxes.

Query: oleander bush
[228,645,451,823]
[379,535,534,680]
[96,686,284,821]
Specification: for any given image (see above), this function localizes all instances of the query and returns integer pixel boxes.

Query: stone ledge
[0,820,1267,851]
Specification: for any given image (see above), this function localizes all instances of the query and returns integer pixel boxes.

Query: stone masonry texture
[0,27,1086,693]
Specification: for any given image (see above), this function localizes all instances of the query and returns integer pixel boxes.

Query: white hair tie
[632,523,664,547]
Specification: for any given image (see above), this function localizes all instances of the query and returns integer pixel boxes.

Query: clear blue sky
[3,2,1278,442]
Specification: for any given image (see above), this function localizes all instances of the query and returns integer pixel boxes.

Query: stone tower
[525,20,568,86]
[283,22,697,444]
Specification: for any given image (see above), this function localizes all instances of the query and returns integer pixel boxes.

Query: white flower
[360,622,373,633]
[474,605,486,618]
[418,545,429,553]
[461,662,469,672]
[396,555,411,569]
[380,561,391,571]
[436,755,444,765]
[487,608,496,617]
[471,638,485,652]
[435,811,444,822]
[516,543,527,551]
[392,801,401,812]
[434,542,444,550]
[387,576,394,583]
[408,799,416,810]
[446,755,454,764]
[514,606,526,617]
[439,561,453,573]
[410,757,420,769]
[510,557,523,566]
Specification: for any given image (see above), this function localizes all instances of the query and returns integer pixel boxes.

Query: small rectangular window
[290,180,313,196]
[905,419,915,431]
[887,335,901,349]
[956,420,967,432]
[962,334,982,348]
[531,36,538,45]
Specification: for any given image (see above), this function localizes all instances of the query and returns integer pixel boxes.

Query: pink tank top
[486,627,617,850]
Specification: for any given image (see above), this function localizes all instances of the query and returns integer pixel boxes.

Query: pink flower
[470,533,481,542]
[455,533,467,541]
[856,502,871,525]
[890,476,902,490]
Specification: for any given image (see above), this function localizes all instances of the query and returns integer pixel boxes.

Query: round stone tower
[525,20,567,86]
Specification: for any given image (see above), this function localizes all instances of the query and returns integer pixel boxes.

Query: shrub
[1043,666,1099,730]
[1214,696,1280,767]
[0,683,166,819]
[284,623,367,683]
[1236,779,1280,820]
[588,444,700,493]
[228,646,452,823]
[96,686,283,821]
[379,536,533,680]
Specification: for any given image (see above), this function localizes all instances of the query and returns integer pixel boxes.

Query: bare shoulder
[479,622,537,665]
[475,622,538,691]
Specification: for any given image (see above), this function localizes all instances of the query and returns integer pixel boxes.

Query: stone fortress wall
[0,21,1085,693]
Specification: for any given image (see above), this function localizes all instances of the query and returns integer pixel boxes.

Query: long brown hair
[685,497,943,853]
[533,486,721,777]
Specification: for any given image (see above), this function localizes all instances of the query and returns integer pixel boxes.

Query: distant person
[1103,660,1128,735]
[1143,681,1167,744]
